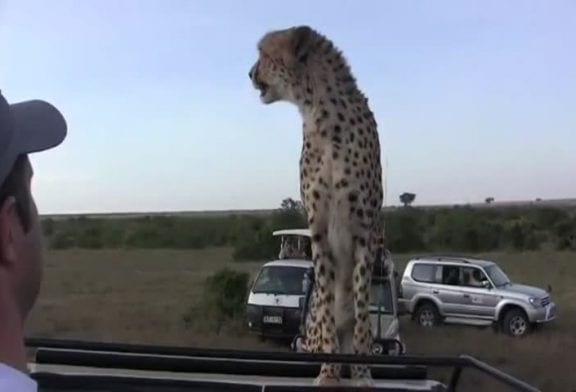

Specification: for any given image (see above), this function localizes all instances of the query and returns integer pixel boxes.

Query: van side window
[412,264,437,283]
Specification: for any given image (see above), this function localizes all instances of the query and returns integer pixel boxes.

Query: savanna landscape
[27,201,576,391]
[4,1,574,391]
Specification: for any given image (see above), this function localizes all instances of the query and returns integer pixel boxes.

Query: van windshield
[252,266,308,295]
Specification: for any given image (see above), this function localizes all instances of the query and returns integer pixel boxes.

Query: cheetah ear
[291,26,314,63]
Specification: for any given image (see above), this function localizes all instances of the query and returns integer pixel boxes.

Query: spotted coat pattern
[249,25,385,387]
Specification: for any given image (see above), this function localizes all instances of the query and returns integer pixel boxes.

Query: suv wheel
[414,303,441,327]
[502,309,531,337]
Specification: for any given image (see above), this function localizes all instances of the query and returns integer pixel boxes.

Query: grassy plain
[27,248,575,391]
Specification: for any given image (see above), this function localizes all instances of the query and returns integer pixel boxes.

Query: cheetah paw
[351,376,374,389]
[313,375,340,387]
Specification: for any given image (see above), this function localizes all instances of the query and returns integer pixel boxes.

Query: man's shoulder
[0,363,37,391]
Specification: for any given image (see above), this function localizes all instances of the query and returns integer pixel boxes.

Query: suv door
[406,262,440,305]
[435,264,470,316]
[458,266,500,319]
[408,263,467,316]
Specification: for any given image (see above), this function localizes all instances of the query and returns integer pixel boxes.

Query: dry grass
[28,247,269,349]
[27,248,576,391]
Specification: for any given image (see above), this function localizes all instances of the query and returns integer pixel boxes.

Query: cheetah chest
[299,133,380,216]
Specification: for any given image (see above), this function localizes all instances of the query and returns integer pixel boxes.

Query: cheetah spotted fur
[249,25,385,387]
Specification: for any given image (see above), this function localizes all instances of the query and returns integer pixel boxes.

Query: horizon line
[39,197,576,218]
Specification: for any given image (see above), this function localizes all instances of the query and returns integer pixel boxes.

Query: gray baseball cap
[0,90,67,186]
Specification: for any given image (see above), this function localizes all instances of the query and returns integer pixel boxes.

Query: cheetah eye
[260,53,273,66]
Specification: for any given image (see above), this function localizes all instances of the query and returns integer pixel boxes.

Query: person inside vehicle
[261,267,286,293]
[279,236,308,259]
[278,237,296,259]
[468,268,487,288]
[301,237,312,259]
[444,267,460,285]
[0,90,67,391]
[372,234,388,276]
[302,266,314,294]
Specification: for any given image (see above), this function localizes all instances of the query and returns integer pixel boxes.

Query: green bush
[50,231,76,249]
[232,231,277,261]
[42,218,55,236]
[77,226,105,249]
[554,216,576,250]
[204,268,250,320]
[181,268,250,334]
[40,204,576,254]
[384,208,426,252]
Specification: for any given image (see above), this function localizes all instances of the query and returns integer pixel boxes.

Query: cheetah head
[249,25,318,104]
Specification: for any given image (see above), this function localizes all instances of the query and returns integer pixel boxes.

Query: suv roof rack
[414,256,471,264]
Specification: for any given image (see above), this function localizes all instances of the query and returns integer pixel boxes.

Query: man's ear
[0,197,19,268]
[291,26,314,63]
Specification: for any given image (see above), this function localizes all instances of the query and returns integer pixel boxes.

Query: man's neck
[0,294,28,373]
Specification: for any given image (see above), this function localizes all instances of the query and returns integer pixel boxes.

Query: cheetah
[249,25,384,387]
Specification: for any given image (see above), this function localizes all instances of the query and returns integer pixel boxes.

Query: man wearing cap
[0,91,67,391]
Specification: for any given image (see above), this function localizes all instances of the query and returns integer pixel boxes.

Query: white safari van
[292,248,405,355]
[246,229,313,339]
[246,228,404,355]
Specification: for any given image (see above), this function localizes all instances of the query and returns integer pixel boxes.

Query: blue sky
[1,0,574,214]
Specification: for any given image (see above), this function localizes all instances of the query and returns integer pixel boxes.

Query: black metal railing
[25,337,540,392]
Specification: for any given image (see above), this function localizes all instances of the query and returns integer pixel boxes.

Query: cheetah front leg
[350,235,375,387]
[309,229,341,386]
[302,286,321,353]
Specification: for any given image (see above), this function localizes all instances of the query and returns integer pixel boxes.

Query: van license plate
[263,315,282,324]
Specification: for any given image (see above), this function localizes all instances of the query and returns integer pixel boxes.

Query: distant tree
[280,197,303,212]
[535,198,542,202]
[399,192,416,207]
[485,197,495,204]
[271,197,307,232]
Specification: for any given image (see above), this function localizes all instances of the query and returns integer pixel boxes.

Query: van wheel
[414,303,441,327]
[502,309,531,337]
[291,335,304,352]
[371,342,385,355]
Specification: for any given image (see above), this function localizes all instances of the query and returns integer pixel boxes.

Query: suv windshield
[252,266,307,295]
[485,264,510,287]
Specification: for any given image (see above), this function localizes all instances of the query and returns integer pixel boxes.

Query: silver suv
[399,256,557,337]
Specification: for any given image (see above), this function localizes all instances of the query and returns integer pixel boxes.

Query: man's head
[0,91,66,320]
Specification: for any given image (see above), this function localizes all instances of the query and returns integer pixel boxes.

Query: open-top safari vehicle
[26,234,540,391]
[25,337,541,391]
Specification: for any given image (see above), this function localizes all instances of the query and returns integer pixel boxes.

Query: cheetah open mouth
[255,80,269,96]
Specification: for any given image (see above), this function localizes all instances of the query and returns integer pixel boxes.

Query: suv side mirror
[482,280,492,289]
